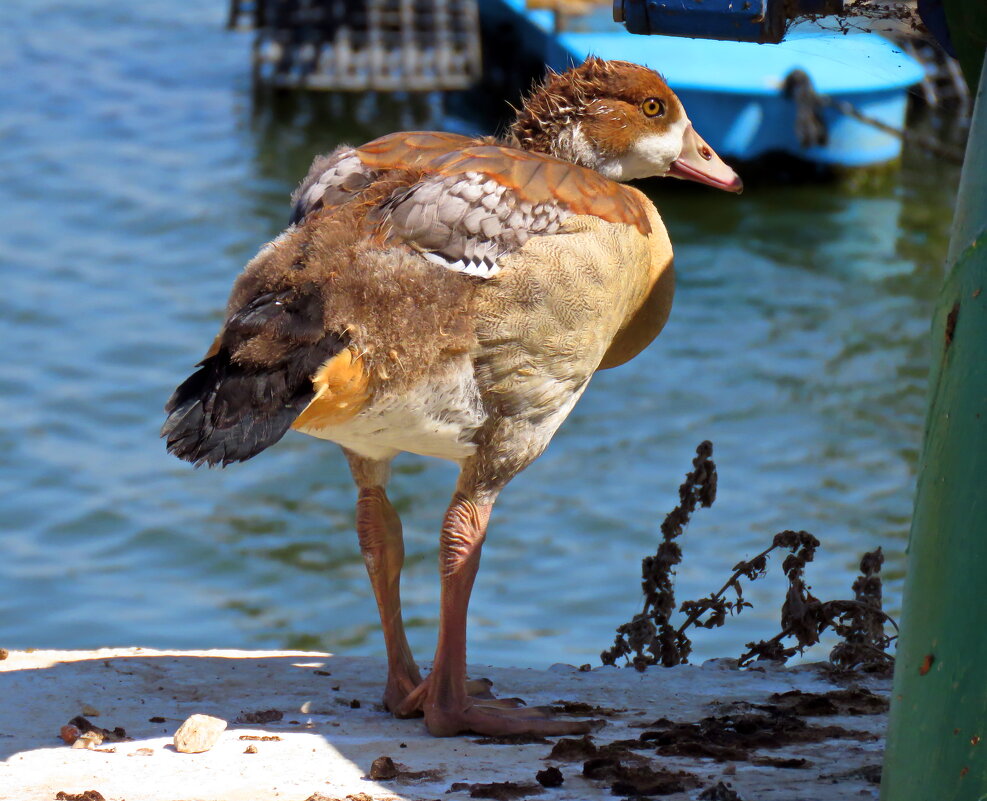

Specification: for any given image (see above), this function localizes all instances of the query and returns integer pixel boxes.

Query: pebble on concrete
[173,714,228,754]
[59,725,81,745]
[369,755,399,780]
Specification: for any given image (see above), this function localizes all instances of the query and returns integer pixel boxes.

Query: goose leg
[418,492,593,737]
[347,453,423,715]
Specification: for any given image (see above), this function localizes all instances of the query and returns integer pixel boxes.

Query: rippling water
[0,1,959,668]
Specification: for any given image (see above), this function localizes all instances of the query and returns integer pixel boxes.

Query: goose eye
[641,98,665,118]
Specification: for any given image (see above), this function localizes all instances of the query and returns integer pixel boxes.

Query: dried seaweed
[602,441,897,671]
[601,441,717,668]
[741,547,897,670]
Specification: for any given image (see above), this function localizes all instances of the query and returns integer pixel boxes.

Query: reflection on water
[0,0,959,667]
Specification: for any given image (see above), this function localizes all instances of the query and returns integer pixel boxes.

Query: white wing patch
[423,251,502,278]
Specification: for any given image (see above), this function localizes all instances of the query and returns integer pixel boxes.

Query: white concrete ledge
[0,648,888,801]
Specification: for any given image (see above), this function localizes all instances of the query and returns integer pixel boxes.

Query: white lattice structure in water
[230,0,481,91]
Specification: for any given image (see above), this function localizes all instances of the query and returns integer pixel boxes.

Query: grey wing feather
[380,171,573,279]
[290,147,376,225]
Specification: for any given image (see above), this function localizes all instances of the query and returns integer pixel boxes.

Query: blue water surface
[0,1,958,668]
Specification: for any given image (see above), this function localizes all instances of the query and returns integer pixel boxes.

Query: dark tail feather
[162,335,343,467]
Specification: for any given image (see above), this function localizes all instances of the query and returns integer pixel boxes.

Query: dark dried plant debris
[239,734,282,741]
[602,442,897,672]
[535,766,564,787]
[457,781,544,800]
[601,441,717,669]
[640,709,875,763]
[55,793,106,801]
[827,548,896,672]
[699,781,744,801]
[367,755,442,783]
[548,737,698,796]
[583,756,623,780]
[148,716,166,723]
[235,709,283,724]
[581,757,700,797]
[741,546,896,671]
[474,733,551,745]
[548,735,599,761]
[551,700,623,716]
[766,687,888,717]
[823,763,883,785]
[750,755,809,768]
[67,716,129,743]
[548,735,652,764]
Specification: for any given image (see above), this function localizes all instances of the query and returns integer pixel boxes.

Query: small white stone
[173,714,227,754]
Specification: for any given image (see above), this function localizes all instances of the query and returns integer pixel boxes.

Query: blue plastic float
[483,1,925,166]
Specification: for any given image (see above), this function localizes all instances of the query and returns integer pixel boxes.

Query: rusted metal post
[880,52,987,801]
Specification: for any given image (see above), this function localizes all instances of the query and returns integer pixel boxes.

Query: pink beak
[668,124,743,193]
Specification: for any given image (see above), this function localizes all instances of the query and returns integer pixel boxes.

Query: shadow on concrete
[0,649,435,800]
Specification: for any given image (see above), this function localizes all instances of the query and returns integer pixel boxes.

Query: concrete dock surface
[0,648,889,800]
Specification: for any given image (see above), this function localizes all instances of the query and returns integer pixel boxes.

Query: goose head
[509,57,742,193]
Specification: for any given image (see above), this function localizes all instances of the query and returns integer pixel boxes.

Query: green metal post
[881,56,987,800]
[942,0,986,89]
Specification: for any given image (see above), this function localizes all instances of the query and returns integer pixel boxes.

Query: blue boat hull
[481,1,924,167]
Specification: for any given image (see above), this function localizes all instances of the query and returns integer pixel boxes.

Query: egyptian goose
[162,58,741,737]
